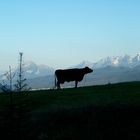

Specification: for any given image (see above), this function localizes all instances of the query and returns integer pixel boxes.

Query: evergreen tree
[15,52,31,92]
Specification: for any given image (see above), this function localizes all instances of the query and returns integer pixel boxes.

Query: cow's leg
[57,81,61,89]
[75,81,78,88]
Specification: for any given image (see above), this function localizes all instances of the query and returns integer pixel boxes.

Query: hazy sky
[0,0,140,71]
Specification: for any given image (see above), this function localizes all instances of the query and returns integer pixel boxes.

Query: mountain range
[0,53,140,89]
[78,53,140,68]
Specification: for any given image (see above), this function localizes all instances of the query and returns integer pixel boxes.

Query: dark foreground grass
[0,82,140,140]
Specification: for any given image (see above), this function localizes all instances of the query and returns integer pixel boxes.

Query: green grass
[0,82,140,140]
[1,81,140,109]
[21,81,140,111]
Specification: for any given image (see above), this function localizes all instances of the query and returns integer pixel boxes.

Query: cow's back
[55,69,84,82]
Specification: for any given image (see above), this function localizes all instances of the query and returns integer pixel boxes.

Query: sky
[0,0,140,71]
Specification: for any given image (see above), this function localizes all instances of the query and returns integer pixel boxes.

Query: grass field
[0,82,140,140]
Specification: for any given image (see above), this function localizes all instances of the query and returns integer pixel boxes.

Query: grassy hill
[0,82,140,140]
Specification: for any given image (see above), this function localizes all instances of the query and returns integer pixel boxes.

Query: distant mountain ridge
[24,53,140,80]
[0,53,140,89]
[23,61,54,79]
[77,53,140,68]
[26,53,140,89]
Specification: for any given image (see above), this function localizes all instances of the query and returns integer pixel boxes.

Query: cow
[55,66,93,89]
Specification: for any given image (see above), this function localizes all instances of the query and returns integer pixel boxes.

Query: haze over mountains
[0,53,140,89]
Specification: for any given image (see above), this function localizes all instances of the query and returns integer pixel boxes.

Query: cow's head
[84,67,93,74]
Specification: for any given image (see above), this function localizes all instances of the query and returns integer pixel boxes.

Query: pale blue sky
[0,0,140,71]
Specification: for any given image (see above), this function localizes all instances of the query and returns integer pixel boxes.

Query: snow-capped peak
[135,53,140,61]
[93,54,140,68]
[21,61,54,78]
[110,56,119,65]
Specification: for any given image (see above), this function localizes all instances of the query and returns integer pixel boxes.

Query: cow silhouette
[55,67,93,89]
